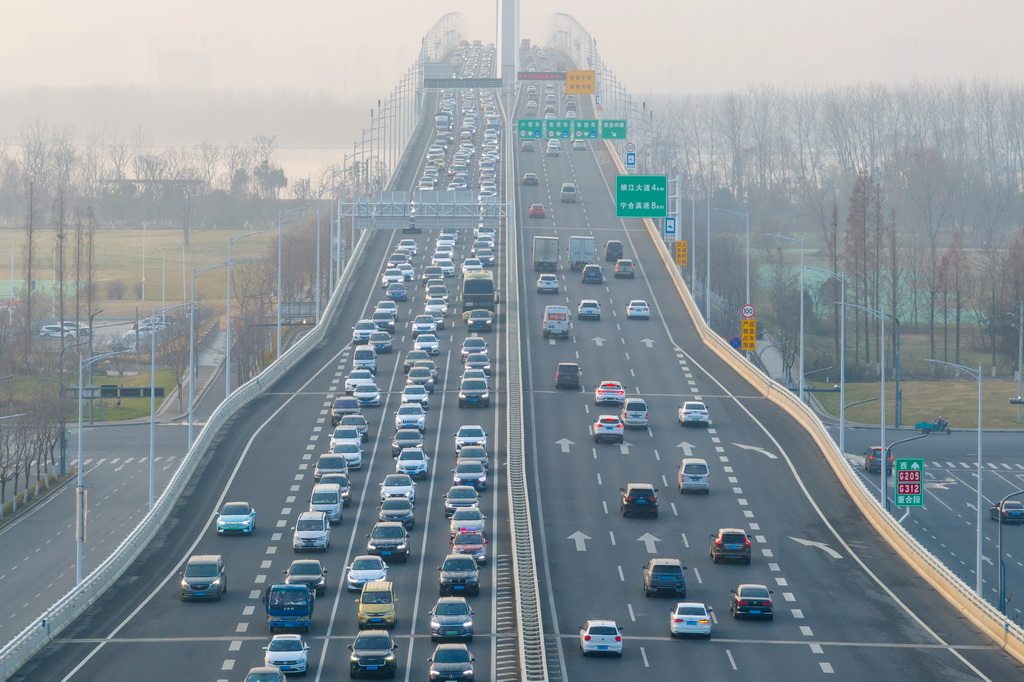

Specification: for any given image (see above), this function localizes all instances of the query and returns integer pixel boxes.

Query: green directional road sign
[615,175,668,218]
[545,119,572,138]
[894,458,925,507]
[517,119,543,138]
[601,119,628,139]
[572,119,599,138]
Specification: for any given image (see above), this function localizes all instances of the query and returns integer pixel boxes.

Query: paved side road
[0,340,226,646]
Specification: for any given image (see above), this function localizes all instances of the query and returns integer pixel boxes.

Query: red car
[529,203,546,218]
[450,531,488,564]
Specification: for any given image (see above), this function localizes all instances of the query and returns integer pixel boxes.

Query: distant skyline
[3,1,1022,99]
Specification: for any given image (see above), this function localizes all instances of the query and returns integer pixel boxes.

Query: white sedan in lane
[424,298,449,316]
[414,333,440,355]
[345,368,376,394]
[380,473,416,502]
[345,555,388,591]
[669,602,713,638]
[626,300,650,319]
[461,258,484,274]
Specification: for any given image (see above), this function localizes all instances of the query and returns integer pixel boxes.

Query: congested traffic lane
[18,55,512,682]
[513,83,1023,679]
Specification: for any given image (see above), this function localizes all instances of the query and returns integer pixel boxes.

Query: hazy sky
[3,1,1022,98]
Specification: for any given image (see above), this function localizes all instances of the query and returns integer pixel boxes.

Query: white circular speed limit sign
[741,304,756,318]
[625,142,636,153]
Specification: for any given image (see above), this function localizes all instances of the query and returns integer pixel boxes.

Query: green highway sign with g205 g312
[517,119,543,138]
[615,175,668,218]
[894,458,924,507]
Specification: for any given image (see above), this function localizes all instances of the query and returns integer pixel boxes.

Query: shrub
[107,279,128,300]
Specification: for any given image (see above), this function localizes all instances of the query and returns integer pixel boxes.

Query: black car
[379,497,416,530]
[581,264,604,284]
[429,597,475,642]
[555,362,581,389]
[990,500,1024,524]
[443,486,480,518]
[331,397,361,425]
[348,629,398,678]
[730,584,774,620]
[458,379,490,408]
[407,366,436,393]
[710,528,752,564]
[391,428,424,457]
[642,558,686,597]
[403,350,431,374]
[179,554,227,601]
[283,559,328,596]
[366,522,410,563]
[427,643,476,681]
[620,483,659,518]
[465,309,494,332]
[438,554,480,596]
[605,240,624,261]
[371,312,396,333]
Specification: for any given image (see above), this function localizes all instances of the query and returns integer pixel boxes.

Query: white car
[462,259,484,274]
[434,244,455,258]
[411,314,437,338]
[375,301,399,320]
[345,555,388,591]
[437,234,457,248]
[678,401,710,427]
[626,300,651,319]
[536,273,559,294]
[352,320,377,343]
[398,263,416,281]
[263,634,309,675]
[435,259,456,277]
[353,382,381,407]
[330,426,362,449]
[425,298,449,316]
[292,511,330,552]
[345,368,376,394]
[396,449,430,479]
[449,507,486,536]
[380,268,404,288]
[330,442,363,470]
[579,619,623,656]
[398,239,418,255]
[454,425,487,451]
[380,473,416,501]
[402,384,431,409]
[670,602,713,638]
[414,333,440,355]
[594,381,627,405]
[394,402,427,432]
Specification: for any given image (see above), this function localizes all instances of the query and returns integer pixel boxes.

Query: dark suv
[620,483,659,518]
[581,264,604,284]
[863,446,893,474]
[180,554,227,601]
[710,528,752,564]
[366,522,411,563]
[348,629,398,678]
[555,362,582,389]
[331,396,360,425]
[391,428,424,457]
[642,558,687,597]
[438,553,481,596]
[605,240,624,261]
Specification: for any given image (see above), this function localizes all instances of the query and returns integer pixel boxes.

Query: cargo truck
[532,236,559,271]
[568,236,596,270]
[262,583,315,633]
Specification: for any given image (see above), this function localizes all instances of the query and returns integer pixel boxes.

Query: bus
[461,271,498,311]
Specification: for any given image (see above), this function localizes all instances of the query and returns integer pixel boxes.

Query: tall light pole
[1016,301,1023,424]
[843,303,887,506]
[189,262,230,446]
[277,206,313,359]
[76,350,129,583]
[141,221,155,301]
[150,301,189,510]
[926,358,984,596]
[713,208,751,308]
[151,246,167,311]
[317,172,344,322]
[172,240,187,303]
[226,231,267,397]
[0,242,13,311]
[766,234,805,401]
[807,267,845,454]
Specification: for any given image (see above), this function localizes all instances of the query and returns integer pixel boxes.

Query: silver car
[394,403,427,432]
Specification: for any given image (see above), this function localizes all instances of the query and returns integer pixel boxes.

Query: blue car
[386,282,408,301]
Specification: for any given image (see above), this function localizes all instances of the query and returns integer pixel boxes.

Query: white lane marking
[639,646,649,667]
[609,530,616,546]
[243,606,255,616]
[617,566,624,582]
[726,650,738,670]
[627,603,636,621]
[810,643,823,654]
[783,592,795,601]
[820,662,834,673]
[800,625,814,636]
[222,660,235,670]
[229,641,242,651]
[792,609,804,618]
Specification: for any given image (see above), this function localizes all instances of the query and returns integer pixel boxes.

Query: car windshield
[351,558,383,571]
[360,590,392,604]
[381,498,412,510]
[444,558,477,571]
[289,562,321,576]
[334,428,359,439]
[457,463,484,474]
[452,509,482,520]
[384,475,410,486]
[463,380,486,391]
[683,464,706,474]
[269,589,310,607]
[221,503,249,515]
[396,430,420,441]
[332,444,358,453]
[434,649,471,664]
[652,565,681,575]
[459,428,484,438]
[449,488,476,500]
[296,519,324,531]
[184,562,218,578]
[722,533,747,543]
[372,526,405,539]
[456,533,484,544]
[318,456,346,468]
[435,602,469,616]
[355,635,392,650]
[410,368,431,377]
[399,405,422,415]
[311,492,336,504]
[269,638,303,651]
[415,316,434,324]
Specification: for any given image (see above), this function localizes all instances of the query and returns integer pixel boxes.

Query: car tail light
[764,600,772,607]
[745,537,751,546]
[698,618,709,624]
[715,537,723,546]
[673,618,684,623]
[583,635,592,641]
[614,636,622,642]
[736,600,748,606]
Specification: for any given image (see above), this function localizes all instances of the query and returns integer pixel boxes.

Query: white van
[559,183,577,203]
[542,305,571,340]
[621,398,649,429]
[292,511,331,552]
[678,458,710,494]
[353,347,377,373]
[310,483,343,524]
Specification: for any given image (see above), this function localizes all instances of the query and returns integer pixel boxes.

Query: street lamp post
[149,302,189,510]
[277,206,313,359]
[842,303,887,505]
[713,208,751,308]
[807,267,845,453]
[141,221,155,301]
[151,246,166,311]
[766,234,805,401]
[926,358,984,596]
[226,231,268,397]
[997,489,1024,612]
[1016,302,1023,424]
[172,240,187,303]
[189,262,230,446]
[76,350,129,583]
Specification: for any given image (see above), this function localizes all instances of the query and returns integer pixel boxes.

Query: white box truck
[533,236,559,271]
[568,236,596,270]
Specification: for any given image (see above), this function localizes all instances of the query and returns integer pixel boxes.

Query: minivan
[621,398,649,429]
[310,483,343,524]
[542,305,571,340]
[292,511,330,552]
[353,347,377,373]
[678,458,710,494]
[555,362,582,389]
[559,183,577,202]
[605,240,624,261]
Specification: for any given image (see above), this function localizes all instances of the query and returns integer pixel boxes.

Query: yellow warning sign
[740,319,757,351]
[565,70,595,95]
[674,240,688,266]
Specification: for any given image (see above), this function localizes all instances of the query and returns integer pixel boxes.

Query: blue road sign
[665,217,676,234]
[626,152,636,167]
[728,336,742,350]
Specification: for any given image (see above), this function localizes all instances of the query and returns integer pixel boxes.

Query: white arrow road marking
[555,438,574,453]
[619,441,632,455]
[637,533,661,553]
[733,443,778,459]
[640,338,655,348]
[568,531,591,551]
[789,536,843,559]
[592,337,605,347]
[676,441,697,458]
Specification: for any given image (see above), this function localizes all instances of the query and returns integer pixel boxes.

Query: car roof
[584,619,618,627]
[718,527,746,534]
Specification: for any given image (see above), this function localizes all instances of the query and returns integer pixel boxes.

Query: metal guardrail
[500,95,548,681]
